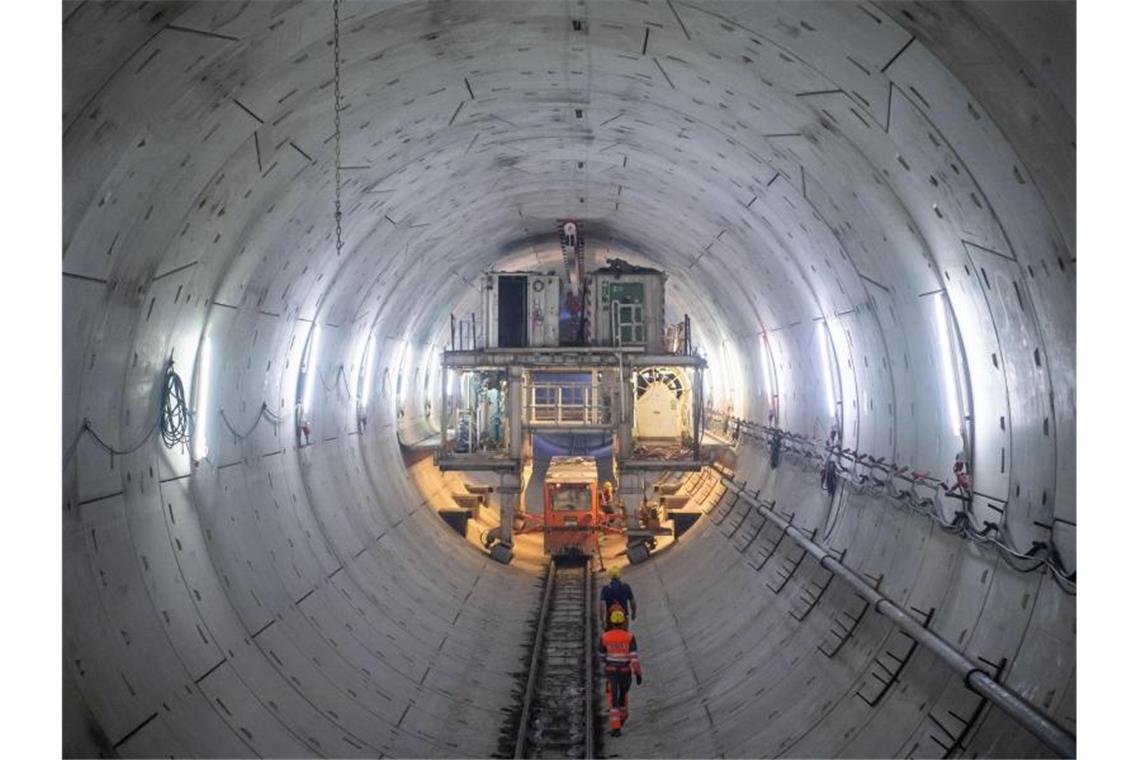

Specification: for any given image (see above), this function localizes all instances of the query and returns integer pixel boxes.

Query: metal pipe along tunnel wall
[62,1,1075,757]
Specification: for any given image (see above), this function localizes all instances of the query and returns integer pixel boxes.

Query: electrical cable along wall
[65,360,193,461]
[62,2,1074,757]
[706,413,1076,592]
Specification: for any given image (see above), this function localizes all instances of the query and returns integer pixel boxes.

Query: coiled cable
[67,360,292,463]
[160,361,192,449]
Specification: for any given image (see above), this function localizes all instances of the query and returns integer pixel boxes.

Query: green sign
[601,281,644,305]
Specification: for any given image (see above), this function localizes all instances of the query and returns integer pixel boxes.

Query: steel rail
[716,470,1076,758]
[514,561,557,759]
[584,565,594,759]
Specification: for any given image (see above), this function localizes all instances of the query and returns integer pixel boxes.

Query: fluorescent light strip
[759,335,774,404]
[817,320,836,413]
[426,347,438,394]
[359,333,375,409]
[720,340,732,407]
[934,292,962,433]
[729,342,744,411]
[397,340,411,403]
[194,338,211,461]
[302,322,321,414]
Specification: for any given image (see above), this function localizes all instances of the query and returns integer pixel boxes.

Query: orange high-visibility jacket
[599,628,642,676]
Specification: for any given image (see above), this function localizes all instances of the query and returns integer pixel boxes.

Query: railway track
[514,558,595,759]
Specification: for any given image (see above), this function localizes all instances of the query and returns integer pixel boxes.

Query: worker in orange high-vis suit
[598,609,642,736]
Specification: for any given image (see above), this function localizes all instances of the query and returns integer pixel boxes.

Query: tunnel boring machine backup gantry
[434,222,711,564]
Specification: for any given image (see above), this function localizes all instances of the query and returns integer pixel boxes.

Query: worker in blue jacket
[600,565,636,627]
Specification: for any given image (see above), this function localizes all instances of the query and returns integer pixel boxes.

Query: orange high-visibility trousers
[600,628,641,731]
[606,672,632,730]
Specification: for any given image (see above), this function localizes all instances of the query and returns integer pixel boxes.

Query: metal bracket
[790,547,843,622]
[817,596,870,658]
[855,607,933,707]
[924,656,1009,758]
[748,513,794,572]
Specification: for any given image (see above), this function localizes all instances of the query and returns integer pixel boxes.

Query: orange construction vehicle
[543,456,600,556]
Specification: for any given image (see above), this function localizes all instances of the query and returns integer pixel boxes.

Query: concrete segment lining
[63,2,1075,758]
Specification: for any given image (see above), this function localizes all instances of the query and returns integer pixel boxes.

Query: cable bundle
[160,361,192,448]
[708,409,1076,593]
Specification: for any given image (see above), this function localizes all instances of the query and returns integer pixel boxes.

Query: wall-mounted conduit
[714,467,1076,759]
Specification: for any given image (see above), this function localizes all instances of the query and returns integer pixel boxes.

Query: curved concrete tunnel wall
[62,2,1075,757]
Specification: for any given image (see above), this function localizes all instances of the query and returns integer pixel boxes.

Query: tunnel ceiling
[62,1,1076,758]
[64,1,1074,348]
[64,0,1077,556]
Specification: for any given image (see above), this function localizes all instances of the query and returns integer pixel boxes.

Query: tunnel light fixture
[396,340,411,405]
[759,333,776,408]
[817,319,837,415]
[302,322,321,415]
[728,340,745,414]
[193,337,211,461]
[934,292,963,433]
[718,339,737,412]
[759,335,772,395]
[423,347,433,392]
[426,347,443,401]
[359,333,376,409]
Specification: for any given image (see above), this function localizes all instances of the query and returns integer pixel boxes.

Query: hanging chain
[332,0,344,256]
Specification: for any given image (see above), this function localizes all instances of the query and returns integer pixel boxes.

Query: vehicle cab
[543,456,599,556]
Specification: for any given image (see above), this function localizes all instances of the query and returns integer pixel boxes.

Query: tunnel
[62,1,1076,758]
